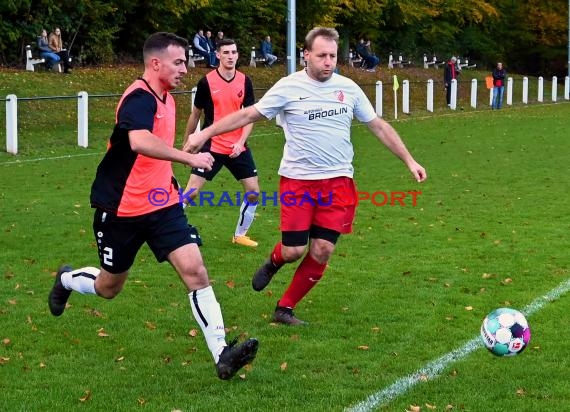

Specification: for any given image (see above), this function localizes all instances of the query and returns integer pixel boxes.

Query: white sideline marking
[345,277,570,412]
[0,152,103,165]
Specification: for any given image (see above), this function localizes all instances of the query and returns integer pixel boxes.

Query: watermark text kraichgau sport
[147,188,422,207]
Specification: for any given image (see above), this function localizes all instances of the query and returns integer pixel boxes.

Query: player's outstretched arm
[184,106,264,153]
[129,129,213,170]
[366,117,427,183]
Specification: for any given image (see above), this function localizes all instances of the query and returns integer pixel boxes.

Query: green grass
[1,67,570,411]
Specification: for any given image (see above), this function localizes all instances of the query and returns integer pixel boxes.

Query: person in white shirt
[184,27,427,325]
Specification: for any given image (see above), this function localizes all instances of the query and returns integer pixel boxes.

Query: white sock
[60,267,99,295]
[189,286,227,363]
[234,200,257,237]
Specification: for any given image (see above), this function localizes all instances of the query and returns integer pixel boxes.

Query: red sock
[279,253,327,309]
[270,242,285,267]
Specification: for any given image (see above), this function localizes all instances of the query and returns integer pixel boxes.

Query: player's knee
[246,192,259,204]
[95,284,122,299]
[282,245,305,262]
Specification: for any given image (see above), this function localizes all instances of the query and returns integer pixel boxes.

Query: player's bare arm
[229,123,254,158]
[184,105,264,153]
[366,117,427,182]
[182,106,203,148]
[129,129,213,170]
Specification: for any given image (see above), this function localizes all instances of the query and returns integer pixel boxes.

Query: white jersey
[254,69,377,179]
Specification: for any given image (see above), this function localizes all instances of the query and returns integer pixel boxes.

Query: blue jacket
[260,40,273,57]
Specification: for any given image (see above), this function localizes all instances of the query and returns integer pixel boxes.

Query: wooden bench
[423,54,440,69]
[26,44,72,72]
[187,47,205,68]
[388,52,411,69]
[26,45,45,71]
[348,50,363,68]
[249,47,267,68]
[457,57,476,69]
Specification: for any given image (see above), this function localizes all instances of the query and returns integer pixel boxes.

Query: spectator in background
[213,31,224,50]
[356,39,379,72]
[443,56,460,106]
[37,29,60,71]
[48,27,71,73]
[260,35,277,68]
[206,31,219,66]
[193,29,217,68]
[492,62,506,109]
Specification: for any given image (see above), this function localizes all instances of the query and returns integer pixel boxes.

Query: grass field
[1,67,570,411]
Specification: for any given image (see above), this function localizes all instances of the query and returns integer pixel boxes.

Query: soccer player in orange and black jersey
[182,38,260,248]
[47,32,258,379]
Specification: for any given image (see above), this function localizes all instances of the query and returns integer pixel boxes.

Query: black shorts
[192,148,257,181]
[92,204,202,274]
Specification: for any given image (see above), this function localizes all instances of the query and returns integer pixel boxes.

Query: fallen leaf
[115,356,124,362]
[280,362,288,371]
[39,362,46,368]
[79,390,92,402]
[357,345,369,350]
[137,398,146,406]
[446,405,454,410]
[2,338,10,345]
[516,388,526,397]
[482,273,495,279]
[408,405,420,412]
[188,329,199,337]
[426,403,436,410]
[464,306,473,311]
[225,280,235,289]
[97,328,109,337]
[144,321,157,330]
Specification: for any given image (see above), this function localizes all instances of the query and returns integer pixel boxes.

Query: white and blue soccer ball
[480,308,531,357]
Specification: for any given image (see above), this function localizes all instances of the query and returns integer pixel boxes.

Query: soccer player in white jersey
[185,27,427,325]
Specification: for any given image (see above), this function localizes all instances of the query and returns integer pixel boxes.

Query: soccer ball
[480,307,531,357]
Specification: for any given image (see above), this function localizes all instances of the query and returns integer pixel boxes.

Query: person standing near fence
[184,27,427,325]
[47,32,258,379]
[182,38,260,248]
[492,62,506,109]
[444,56,459,107]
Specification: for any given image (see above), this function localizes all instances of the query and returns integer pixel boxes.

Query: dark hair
[143,32,188,61]
[304,27,339,51]
[216,38,237,51]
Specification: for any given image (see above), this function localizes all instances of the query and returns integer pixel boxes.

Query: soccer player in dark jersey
[185,27,426,325]
[47,32,258,379]
[182,38,260,248]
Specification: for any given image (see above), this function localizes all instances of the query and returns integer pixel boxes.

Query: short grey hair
[304,27,339,51]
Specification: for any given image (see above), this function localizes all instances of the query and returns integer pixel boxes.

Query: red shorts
[279,176,357,234]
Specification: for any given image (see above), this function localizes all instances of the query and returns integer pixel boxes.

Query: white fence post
[375,81,383,117]
[506,77,513,106]
[551,76,557,102]
[191,86,200,132]
[564,76,570,100]
[450,79,457,110]
[426,79,433,112]
[77,91,89,148]
[538,77,543,102]
[489,87,493,107]
[470,79,477,108]
[402,80,410,114]
[522,77,528,104]
[6,94,18,154]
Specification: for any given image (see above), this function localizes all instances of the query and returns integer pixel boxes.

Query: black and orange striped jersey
[90,78,179,217]
[194,70,255,155]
